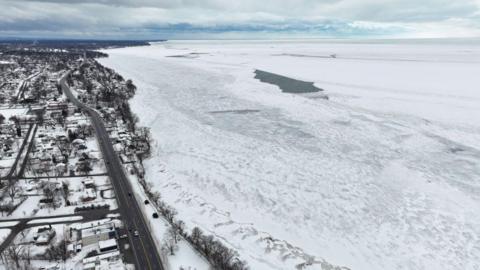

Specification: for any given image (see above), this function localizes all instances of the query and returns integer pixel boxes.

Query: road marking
[133,219,153,270]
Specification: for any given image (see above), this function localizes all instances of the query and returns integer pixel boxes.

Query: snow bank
[28,216,83,225]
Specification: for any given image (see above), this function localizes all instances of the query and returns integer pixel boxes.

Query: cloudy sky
[1,0,479,39]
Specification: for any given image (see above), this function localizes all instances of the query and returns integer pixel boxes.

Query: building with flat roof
[98,238,117,253]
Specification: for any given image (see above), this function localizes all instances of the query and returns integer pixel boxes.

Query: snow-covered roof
[0,108,28,119]
[98,239,117,250]
[82,223,115,238]
[83,179,94,185]
[82,250,120,264]
[82,188,96,199]
[72,138,86,145]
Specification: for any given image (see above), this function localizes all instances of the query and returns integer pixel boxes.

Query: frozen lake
[99,40,480,270]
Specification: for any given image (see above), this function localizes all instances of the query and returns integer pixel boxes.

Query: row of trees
[145,186,249,270]
[0,244,30,269]
[0,238,69,269]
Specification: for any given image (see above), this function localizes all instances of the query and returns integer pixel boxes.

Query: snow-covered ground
[99,40,480,270]
[127,169,210,270]
[0,229,10,245]
[27,215,83,225]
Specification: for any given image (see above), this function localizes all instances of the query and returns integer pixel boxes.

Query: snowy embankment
[126,172,210,270]
[99,40,480,270]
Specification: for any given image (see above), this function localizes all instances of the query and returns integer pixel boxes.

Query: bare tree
[43,185,59,209]
[202,235,216,257]
[43,186,54,201]
[162,206,177,223]
[190,227,204,246]
[168,227,180,244]
[61,181,70,204]
[24,245,32,267]
[174,220,186,237]
[150,191,161,205]
[8,184,17,203]
[5,244,23,269]
[163,229,179,256]
[44,240,68,262]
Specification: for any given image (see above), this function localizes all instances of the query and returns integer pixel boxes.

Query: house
[46,100,68,111]
[80,221,117,246]
[83,179,95,189]
[34,226,56,245]
[72,138,86,148]
[82,250,122,270]
[16,114,37,125]
[67,242,82,255]
[119,153,133,164]
[81,188,97,202]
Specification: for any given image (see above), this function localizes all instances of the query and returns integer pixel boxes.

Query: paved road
[60,74,164,270]
[0,124,34,181]
[16,124,38,178]
[15,70,43,101]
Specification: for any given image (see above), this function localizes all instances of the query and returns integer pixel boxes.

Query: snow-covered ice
[99,40,480,270]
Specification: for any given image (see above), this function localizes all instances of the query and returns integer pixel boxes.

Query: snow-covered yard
[0,108,28,120]
[99,40,480,270]
[8,175,116,219]
[0,229,10,246]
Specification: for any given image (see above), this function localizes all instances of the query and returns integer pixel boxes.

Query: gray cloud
[0,0,479,38]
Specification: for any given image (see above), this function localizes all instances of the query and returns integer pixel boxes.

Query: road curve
[60,74,164,270]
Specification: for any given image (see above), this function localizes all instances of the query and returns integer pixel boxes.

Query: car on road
[134,230,139,237]
[120,234,128,239]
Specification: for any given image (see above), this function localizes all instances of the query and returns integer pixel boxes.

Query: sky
[0,0,479,39]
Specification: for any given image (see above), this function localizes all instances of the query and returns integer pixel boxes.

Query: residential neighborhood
[0,41,154,270]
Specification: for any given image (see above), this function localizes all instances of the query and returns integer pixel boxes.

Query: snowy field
[100,40,480,270]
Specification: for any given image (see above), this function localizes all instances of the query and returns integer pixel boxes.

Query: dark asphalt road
[17,124,38,178]
[0,124,34,181]
[60,74,164,270]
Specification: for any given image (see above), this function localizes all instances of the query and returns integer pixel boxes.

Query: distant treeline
[0,39,160,50]
[0,39,167,60]
[1,49,108,59]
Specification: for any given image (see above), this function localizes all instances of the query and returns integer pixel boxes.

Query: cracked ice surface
[99,40,480,270]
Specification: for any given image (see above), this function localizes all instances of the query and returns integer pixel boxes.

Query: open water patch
[254,69,325,95]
